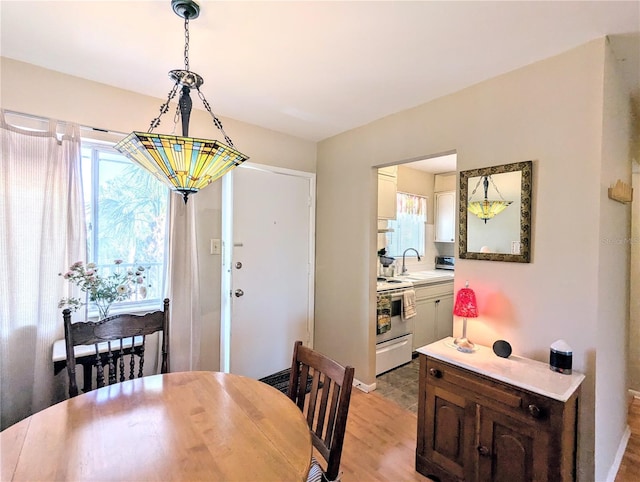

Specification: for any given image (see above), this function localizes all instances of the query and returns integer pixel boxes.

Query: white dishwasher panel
[375,334,413,376]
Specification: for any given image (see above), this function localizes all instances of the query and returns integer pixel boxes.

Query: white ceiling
[1,1,639,143]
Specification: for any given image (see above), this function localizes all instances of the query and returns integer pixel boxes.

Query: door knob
[234,289,244,297]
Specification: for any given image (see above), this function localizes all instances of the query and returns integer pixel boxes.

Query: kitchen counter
[376,270,453,292]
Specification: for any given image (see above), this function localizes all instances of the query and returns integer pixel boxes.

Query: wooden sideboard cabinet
[416,338,584,482]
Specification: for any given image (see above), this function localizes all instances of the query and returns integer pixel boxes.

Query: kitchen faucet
[400,248,421,275]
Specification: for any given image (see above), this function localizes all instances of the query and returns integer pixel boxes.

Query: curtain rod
[2,109,128,137]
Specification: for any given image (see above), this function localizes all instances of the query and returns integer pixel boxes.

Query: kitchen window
[386,192,427,257]
[81,141,169,314]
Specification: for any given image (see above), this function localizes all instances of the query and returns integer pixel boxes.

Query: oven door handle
[376,336,411,354]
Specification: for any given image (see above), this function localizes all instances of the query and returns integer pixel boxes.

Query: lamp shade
[453,287,478,318]
[467,200,512,220]
[115,132,248,202]
[467,175,513,223]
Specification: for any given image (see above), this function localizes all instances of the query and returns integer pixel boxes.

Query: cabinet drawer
[415,282,453,301]
[425,358,557,427]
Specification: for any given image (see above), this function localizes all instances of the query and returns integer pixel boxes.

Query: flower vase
[96,303,111,321]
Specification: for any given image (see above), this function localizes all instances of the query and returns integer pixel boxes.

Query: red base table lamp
[453,281,479,353]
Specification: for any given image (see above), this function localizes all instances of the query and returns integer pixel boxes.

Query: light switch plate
[210,238,221,255]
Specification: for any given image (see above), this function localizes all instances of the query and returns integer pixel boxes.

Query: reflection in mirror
[467,171,520,252]
[459,161,532,263]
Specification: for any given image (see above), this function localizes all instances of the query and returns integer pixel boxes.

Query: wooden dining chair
[287,340,355,482]
[62,298,170,398]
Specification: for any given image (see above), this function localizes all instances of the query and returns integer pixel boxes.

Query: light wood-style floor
[616,397,640,481]
[342,378,640,481]
[338,388,431,481]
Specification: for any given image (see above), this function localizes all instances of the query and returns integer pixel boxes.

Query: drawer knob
[528,404,542,418]
[477,445,490,457]
[429,368,442,378]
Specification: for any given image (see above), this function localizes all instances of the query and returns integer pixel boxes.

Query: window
[386,192,427,257]
[81,142,169,313]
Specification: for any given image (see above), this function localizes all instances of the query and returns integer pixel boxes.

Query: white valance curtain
[0,110,86,429]
[387,192,427,257]
[397,192,427,217]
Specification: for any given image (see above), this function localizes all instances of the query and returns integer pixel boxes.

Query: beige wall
[434,172,456,192]
[1,57,317,373]
[595,39,633,480]
[315,38,631,480]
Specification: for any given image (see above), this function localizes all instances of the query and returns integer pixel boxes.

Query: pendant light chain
[197,87,235,148]
[148,81,181,133]
[184,16,190,71]
[183,12,235,147]
[469,177,483,199]
[488,175,508,201]
[469,175,508,201]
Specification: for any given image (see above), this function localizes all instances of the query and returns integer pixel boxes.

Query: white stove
[375,277,414,376]
[376,277,413,292]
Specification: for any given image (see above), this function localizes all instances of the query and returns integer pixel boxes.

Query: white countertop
[376,269,453,292]
[417,337,585,402]
[400,269,454,286]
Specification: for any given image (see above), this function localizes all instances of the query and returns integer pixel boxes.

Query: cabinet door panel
[435,191,455,242]
[478,406,546,482]
[435,294,454,340]
[492,425,532,482]
[434,398,463,459]
[378,175,397,219]
[426,387,467,479]
[413,298,436,349]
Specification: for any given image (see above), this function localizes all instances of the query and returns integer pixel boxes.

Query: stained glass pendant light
[115,0,249,204]
[467,175,512,223]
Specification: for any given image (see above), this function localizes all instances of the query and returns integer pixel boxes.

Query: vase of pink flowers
[59,260,148,320]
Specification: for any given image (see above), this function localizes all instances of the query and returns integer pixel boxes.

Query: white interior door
[223,164,315,379]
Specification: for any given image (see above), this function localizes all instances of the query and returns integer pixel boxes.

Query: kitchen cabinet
[378,166,397,220]
[416,339,584,482]
[412,282,453,351]
[435,191,455,242]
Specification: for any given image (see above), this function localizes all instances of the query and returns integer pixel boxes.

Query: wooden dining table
[1,371,312,481]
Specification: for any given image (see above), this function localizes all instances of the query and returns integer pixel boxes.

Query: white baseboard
[353,378,376,393]
[606,425,631,482]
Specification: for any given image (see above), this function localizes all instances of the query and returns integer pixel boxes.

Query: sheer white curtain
[387,192,427,257]
[166,196,201,372]
[0,110,85,429]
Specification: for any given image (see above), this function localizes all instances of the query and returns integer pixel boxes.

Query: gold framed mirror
[459,160,532,263]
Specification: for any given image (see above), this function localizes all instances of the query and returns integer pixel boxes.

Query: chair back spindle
[118,339,125,383]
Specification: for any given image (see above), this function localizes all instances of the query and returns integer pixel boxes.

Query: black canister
[549,339,572,375]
